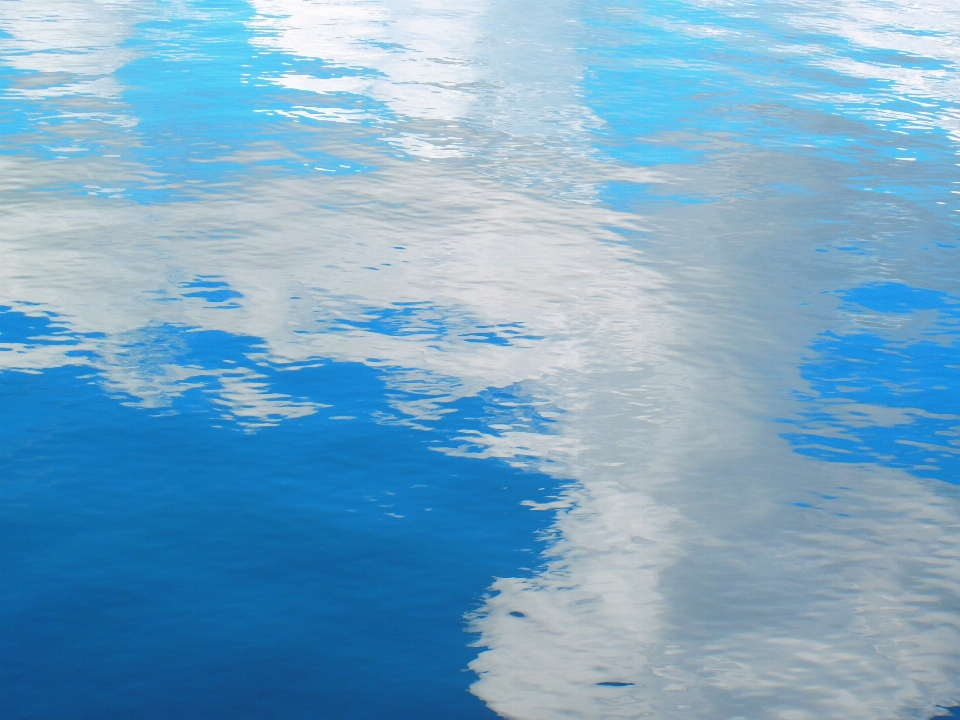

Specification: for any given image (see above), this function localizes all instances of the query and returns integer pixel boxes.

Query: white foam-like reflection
[0,0,138,99]
[249,0,484,123]
[246,0,606,174]
[693,0,960,144]
[792,0,960,143]
[3,0,960,718]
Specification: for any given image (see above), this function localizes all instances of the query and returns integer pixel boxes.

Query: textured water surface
[2,1,960,719]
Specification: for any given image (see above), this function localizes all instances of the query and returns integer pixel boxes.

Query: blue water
[3,0,960,718]
[1,308,559,718]
[787,283,960,480]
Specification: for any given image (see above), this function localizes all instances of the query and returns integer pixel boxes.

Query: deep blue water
[787,283,960,480]
[1,309,557,718]
[3,0,960,718]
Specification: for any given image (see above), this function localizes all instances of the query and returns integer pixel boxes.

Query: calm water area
[2,1,960,718]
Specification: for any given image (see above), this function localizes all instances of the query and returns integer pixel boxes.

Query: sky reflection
[2,0,960,719]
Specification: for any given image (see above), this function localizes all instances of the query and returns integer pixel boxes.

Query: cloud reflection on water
[249,0,484,124]
[3,0,960,719]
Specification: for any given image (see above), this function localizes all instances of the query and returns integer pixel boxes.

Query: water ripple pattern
[2,1,960,719]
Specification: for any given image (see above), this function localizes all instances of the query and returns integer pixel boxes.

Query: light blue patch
[785,284,960,483]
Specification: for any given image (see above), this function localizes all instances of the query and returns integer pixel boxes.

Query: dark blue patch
[0,321,565,719]
[180,277,244,305]
[332,303,542,347]
[834,283,953,314]
[0,308,104,353]
[0,308,73,344]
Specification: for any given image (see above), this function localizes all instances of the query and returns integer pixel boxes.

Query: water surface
[2,1,960,718]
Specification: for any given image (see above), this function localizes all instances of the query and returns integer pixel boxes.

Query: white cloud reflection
[245,0,606,172]
[249,0,484,123]
[3,1,960,719]
[789,0,960,144]
[0,0,138,99]
[693,0,960,144]
[6,146,960,719]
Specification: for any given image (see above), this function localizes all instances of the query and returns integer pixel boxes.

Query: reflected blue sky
[3,0,960,718]
[2,363,552,720]
[788,283,960,482]
[1,303,567,718]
